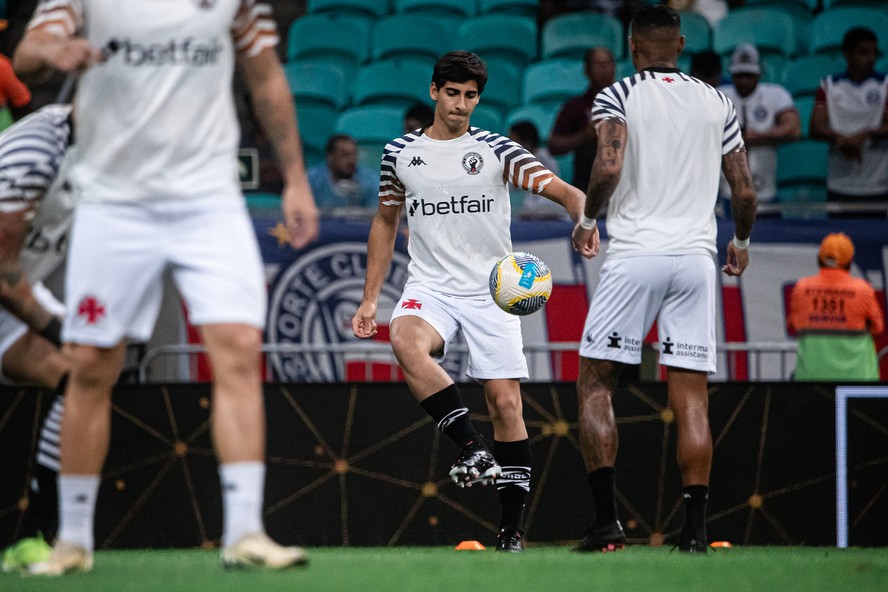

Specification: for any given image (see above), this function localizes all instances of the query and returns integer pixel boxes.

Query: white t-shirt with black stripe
[380,127,554,297]
[0,105,74,283]
[592,67,744,257]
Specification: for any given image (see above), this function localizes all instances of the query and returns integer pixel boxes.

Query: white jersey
[380,127,554,297]
[0,104,74,283]
[718,82,795,202]
[26,0,279,204]
[592,68,744,257]
[816,72,888,196]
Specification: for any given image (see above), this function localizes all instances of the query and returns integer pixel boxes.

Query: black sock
[20,385,66,541]
[420,384,481,448]
[682,484,709,541]
[588,467,618,526]
[494,439,531,531]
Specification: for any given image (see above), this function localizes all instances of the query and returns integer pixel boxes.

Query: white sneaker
[28,541,93,576]
[220,532,308,569]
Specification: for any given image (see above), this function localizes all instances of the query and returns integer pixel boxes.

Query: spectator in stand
[810,27,888,217]
[403,102,434,134]
[691,50,724,88]
[549,47,616,194]
[507,120,567,220]
[0,52,31,131]
[307,134,378,212]
[788,232,884,381]
[718,44,801,215]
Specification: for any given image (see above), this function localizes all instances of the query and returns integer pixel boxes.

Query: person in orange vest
[788,232,884,381]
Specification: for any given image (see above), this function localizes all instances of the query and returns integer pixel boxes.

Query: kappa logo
[407,156,427,167]
[462,152,483,175]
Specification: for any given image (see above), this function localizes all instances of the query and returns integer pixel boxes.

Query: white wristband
[579,214,597,230]
[732,236,750,250]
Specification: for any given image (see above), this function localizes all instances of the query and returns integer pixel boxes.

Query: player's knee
[488,390,522,423]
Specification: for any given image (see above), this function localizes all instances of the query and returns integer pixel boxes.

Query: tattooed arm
[571,118,627,259]
[721,150,757,277]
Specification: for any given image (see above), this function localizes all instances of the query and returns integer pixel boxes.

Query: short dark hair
[404,102,434,125]
[842,27,877,54]
[691,51,722,78]
[630,4,681,36]
[432,51,488,94]
[325,133,355,155]
[508,120,540,150]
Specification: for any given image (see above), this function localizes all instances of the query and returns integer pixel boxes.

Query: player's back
[594,69,741,257]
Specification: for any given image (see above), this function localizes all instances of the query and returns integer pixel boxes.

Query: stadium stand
[776,140,830,219]
[470,104,505,135]
[392,0,477,17]
[334,104,405,170]
[504,104,558,142]
[780,54,845,98]
[286,13,371,80]
[809,7,888,55]
[352,59,433,107]
[477,60,523,120]
[305,0,391,18]
[455,15,539,72]
[283,61,350,110]
[540,12,624,60]
[793,94,815,138]
[478,0,539,18]
[713,9,797,59]
[522,58,586,109]
[680,12,712,55]
[369,14,452,63]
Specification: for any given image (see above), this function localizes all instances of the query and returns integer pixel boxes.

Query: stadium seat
[471,104,504,135]
[305,0,391,18]
[541,12,624,61]
[809,8,888,56]
[776,140,829,219]
[743,0,818,9]
[370,14,450,62]
[504,104,558,143]
[244,192,282,214]
[616,57,636,80]
[823,0,888,9]
[456,15,538,72]
[295,103,338,155]
[352,59,434,108]
[681,12,711,55]
[522,58,586,109]
[793,95,815,138]
[713,9,797,58]
[478,0,539,17]
[877,54,888,73]
[479,60,523,119]
[335,105,406,170]
[283,61,349,109]
[287,14,370,79]
[780,54,844,98]
[392,0,477,17]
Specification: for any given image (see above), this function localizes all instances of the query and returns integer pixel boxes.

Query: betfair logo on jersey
[407,195,494,217]
[120,38,222,66]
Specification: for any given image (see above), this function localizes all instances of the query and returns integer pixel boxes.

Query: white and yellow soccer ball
[488,252,553,316]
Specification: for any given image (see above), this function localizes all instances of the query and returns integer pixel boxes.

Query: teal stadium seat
[541,12,624,61]
[335,105,406,170]
[504,105,558,143]
[809,8,888,56]
[713,9,797,59]
[681,12,711,55]
[479,60,522,120]
[352,59,434,108]
[781,54,844,98]
[244,192,282,214]
[456,15,538,72]
[616,57,635,80]
[471,104,505,135]
[393,0,477,17]
[793,94,815,138]
[370,14,450,63]
[734,2,813,55]
[305,0,391,18]
[878,54,888,73]
[287,14,371,81]
[823,0,888,9]
[478,0,539,18]
[743,0,818,9]
[296,103,338,156]
[283,61,349,109]
[522,58,586,109]
[776,140,829,219]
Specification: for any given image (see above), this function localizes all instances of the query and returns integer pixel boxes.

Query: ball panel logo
[462,152,483,175]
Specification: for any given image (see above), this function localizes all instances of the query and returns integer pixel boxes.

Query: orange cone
[454,540,486,551]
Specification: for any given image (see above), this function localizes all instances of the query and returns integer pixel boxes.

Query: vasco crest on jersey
[462,152,483,175]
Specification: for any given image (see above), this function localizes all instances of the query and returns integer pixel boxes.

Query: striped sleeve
[717,89,745,155]
[478,130,553,194]
[0,106,72,213]
[592,80,629,125]
[232,0,280,59]
[379,134,414,206]
[26,0,81,37]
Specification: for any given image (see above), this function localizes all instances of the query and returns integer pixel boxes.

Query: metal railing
[137,340,813,383]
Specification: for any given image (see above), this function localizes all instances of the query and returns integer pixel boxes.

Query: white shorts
[579,254,717,373]
[63,198,266,346]
[391,284,528,380]
[0,282,65,383]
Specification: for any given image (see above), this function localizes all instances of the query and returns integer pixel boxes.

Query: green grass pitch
[2,546,887,592]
